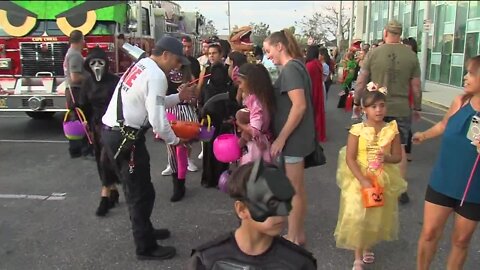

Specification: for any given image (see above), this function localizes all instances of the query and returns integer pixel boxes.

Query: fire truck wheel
[25,112,55,119]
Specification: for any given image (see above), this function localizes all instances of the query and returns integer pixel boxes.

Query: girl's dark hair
[318,47,331,64]
[402,37,418,54]
[361,91,387,108]
[462,55,480,104]
[265,29,303,59]
[305,45,319,63]
[238,63,276,115]
[228,51,247,67]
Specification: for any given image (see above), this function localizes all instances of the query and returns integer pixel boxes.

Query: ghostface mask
[243,159,295,222]
[89,58,106,81]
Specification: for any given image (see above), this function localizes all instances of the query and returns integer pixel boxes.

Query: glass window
[141,7,150,35]
[440,34,453,84]
[453,1,469,53]
[430,64,440,82]
[469,1,480,19]
[434,4,446,52]
[89,22,116,36]
[399,1,405,23]
[450,66,464,87]
[404,12,411,37]
[465,33,479,67]
[445,2,456,22]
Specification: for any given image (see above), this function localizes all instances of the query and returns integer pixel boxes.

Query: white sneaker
[198,150,203,160]
[188,158,198,172]
[162,165,173,176]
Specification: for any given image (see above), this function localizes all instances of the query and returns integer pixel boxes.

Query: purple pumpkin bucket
[63,109,86,140]
[198,115,215,142]
[213,134,241,163]
[218,170,231,193]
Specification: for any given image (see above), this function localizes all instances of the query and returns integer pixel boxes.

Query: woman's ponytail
[265,29,303,59]
[282,29,303,59]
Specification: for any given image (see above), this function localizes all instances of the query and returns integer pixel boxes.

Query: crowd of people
[61,17,480,269]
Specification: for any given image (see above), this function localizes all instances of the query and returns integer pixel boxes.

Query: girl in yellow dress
[335,88,407,270]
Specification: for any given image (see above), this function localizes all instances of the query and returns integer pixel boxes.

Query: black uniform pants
[101,128,157,254]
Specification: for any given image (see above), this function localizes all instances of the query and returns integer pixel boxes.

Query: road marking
[0,139,67,143]
[420,111,445,116]
[0,193,66,201]
[0,115,29,118]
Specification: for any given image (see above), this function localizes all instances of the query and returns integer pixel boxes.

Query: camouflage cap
[385,20,402,35]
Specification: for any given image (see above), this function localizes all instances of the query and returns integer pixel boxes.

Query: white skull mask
[89,58,106,81]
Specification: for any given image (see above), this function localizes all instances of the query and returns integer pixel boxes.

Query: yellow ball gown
[334,121,407,250]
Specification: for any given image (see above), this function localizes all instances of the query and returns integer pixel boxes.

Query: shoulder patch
[190,233,233,256]
[277,237,317,266]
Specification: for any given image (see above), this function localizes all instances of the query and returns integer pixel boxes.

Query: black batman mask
[243,158,295,222]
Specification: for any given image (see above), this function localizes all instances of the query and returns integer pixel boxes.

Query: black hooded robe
[82,47,120,187]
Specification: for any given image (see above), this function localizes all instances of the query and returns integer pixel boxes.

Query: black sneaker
[153,229,171,240]
[109,189,119,208]
[136,246,176,261]
[399,192,410,204]
[95,197,110,216]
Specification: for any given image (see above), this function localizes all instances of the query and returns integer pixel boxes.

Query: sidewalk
[422,81,463,110]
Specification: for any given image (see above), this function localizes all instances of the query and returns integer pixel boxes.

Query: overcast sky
[175,1,351,36]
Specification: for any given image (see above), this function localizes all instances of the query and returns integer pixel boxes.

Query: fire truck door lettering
[124,66,142,88]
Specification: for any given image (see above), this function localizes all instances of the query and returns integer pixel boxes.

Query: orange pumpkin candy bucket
[361,175,384,208]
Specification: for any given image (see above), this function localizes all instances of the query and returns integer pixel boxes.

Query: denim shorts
[283,156,304,164]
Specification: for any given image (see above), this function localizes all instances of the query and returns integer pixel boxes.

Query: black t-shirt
[187,232,317,270]
[188,55,201,79]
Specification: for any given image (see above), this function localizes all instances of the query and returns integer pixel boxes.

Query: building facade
[354,1,480,107]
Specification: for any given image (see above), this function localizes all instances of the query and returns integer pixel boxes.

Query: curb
[422,99,448,112]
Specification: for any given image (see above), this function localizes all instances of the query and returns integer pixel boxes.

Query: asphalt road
[1,86,479,270]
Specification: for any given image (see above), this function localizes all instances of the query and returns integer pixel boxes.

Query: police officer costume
[101,37,190,260]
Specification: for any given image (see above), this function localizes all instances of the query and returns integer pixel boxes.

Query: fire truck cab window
[141,7,150,36]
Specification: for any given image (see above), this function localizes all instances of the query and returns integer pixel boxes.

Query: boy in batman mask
[82,47,121,216]
[187,159,317,269]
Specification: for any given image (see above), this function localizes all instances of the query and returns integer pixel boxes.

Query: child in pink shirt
[236,63,275,164]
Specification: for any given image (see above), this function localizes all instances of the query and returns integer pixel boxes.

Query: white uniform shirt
[102,57,180,145]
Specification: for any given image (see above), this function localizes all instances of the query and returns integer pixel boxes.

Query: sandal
[352,259,364,270]
[362,251,375,264]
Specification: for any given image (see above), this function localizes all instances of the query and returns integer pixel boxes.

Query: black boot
[170,174,185,202]
[109,189,119,208]
[96,197,110,216]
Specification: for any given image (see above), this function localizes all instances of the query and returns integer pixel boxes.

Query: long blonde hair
[265,29,303,60]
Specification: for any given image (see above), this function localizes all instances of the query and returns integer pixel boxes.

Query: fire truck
[0,0,203,119]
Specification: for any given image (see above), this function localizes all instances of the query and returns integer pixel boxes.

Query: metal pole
[388,1,394,21]
[365,1,371,43]
[337,0,343,49]
[349,0,355,46]
[227,1,231,35]
[420,2,431,91]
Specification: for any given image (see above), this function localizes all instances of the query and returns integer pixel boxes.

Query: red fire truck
[0,0,203,119]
